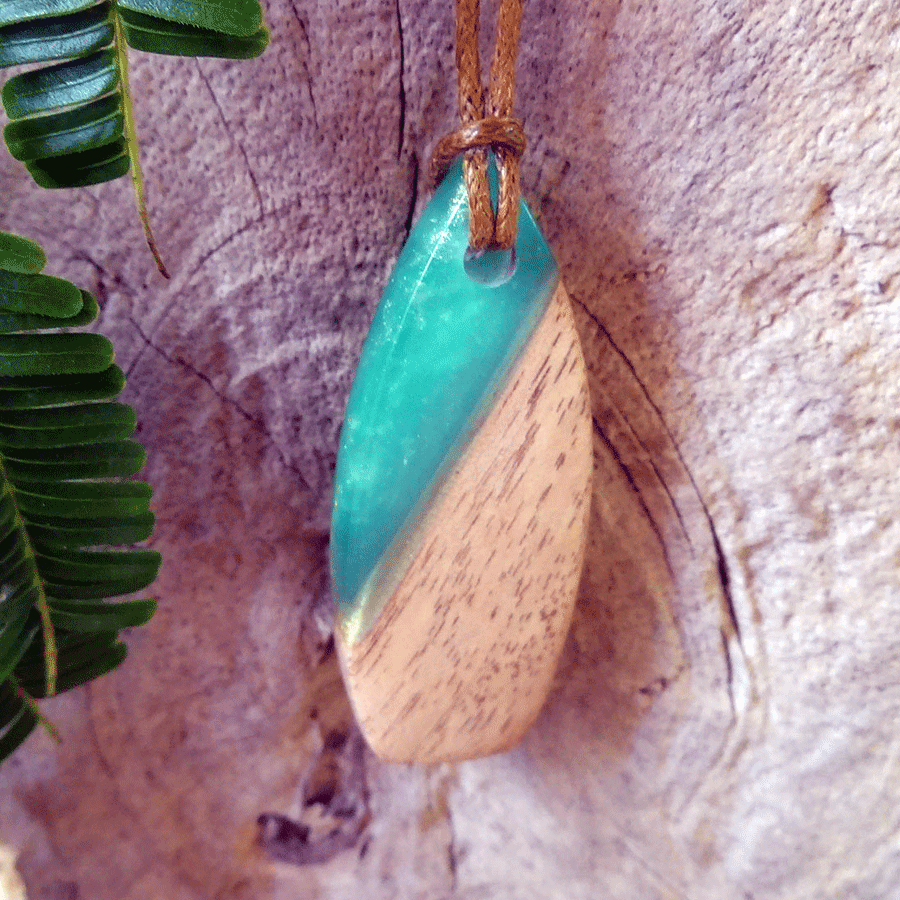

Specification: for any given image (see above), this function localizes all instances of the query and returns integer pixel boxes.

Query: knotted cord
[430,0,526,251]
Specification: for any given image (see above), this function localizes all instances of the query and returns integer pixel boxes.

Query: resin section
[330,159,558,624]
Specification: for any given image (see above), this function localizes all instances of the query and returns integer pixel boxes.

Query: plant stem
[0,470,56,696]
[10,676,60,742]
[33,585,55,697]
[114,11,170,279]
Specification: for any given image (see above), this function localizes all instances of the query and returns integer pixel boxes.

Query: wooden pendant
[331,160,592,763]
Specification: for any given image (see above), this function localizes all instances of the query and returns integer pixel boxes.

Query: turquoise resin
[330,159,558,635]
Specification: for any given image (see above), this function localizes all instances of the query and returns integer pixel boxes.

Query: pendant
[330,159,592,763]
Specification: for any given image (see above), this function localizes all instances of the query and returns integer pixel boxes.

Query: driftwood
[1,0,899,897]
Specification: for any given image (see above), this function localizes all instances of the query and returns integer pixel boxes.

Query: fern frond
[0,0,268,272]
[0,230,160,764]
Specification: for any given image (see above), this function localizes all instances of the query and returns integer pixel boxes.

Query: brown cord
[430,0,525,250]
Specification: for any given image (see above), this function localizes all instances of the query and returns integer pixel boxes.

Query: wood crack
[287,0,319,132]
[395,0,407,160]
[571,294,692,547]
[592,414,673,577]
[571,293,752,712]
[446,799,459,894]
[720,626,736,717]
[194,61,264,216]
[126,316,313,492]
[709,522,741,646]
[402,152,420,245]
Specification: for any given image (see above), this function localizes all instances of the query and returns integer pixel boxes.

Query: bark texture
[1,1,899,897]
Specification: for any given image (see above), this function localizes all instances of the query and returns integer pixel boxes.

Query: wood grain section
[337,282,592,763]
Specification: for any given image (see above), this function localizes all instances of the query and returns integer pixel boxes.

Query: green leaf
[15,479,151,518]
[0,528,27,566]
[47,569,156,596]
[16,634,126,697]
[47,596,156,631]
[26,140,131,189]
[0,231,159,766]
[119,7,268,58]
[0,401,136,447]
[0,332,114,376]
[0,587,42,636]
[0,558,37,599]
[17,479,151,517]
[28,511,156,547]
[0,290,101,337]
[0,619,37,684]
[36,546,161,581]
[0,233,46,275]
[14,627,113,681]
[0,680,28,728]
[2,48,118,119]
[0,1,100,29]
[0,270,83,317]
[4,92,124,161]
[0,3,114,67]
[2,439,145,479]
[0,363,123,409]
[119,0,262,35]
[0,701,38,763]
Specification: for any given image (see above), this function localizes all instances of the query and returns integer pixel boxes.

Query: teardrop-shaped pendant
[331,159,592,763]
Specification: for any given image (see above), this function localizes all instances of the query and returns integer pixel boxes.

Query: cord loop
[431,0,525,250]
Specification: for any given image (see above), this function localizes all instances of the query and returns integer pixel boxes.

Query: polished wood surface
[338,282,592,763]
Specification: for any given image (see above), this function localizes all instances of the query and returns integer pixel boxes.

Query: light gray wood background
[1,1,898,897]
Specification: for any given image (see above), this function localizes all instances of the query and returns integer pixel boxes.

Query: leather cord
[430,0,526,251]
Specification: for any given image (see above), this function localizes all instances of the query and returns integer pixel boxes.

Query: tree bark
[1,1,898,897]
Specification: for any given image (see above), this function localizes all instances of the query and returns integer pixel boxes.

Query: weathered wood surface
[1,0,899,897]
